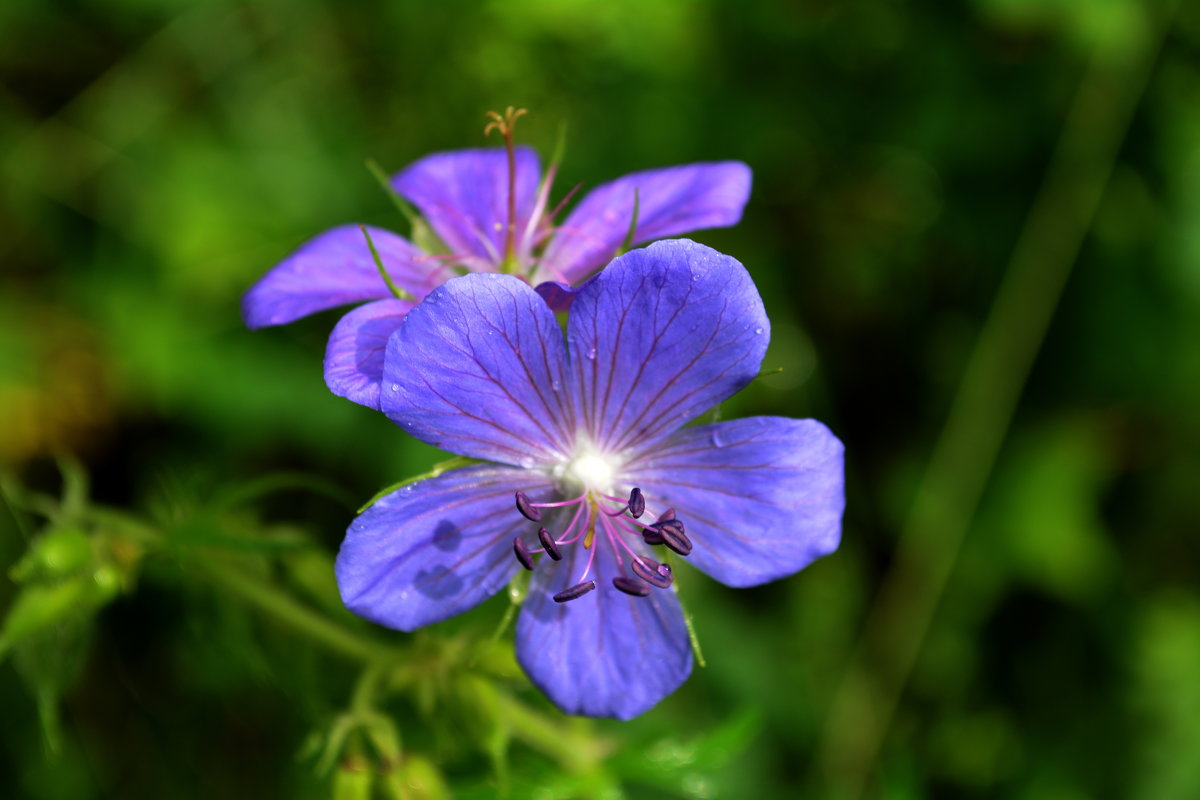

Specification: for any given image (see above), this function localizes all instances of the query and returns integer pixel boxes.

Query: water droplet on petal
[390,384,399,391]
[754,327,764,335]
[586,347,597,360]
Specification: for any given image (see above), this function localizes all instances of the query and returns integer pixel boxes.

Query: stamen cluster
[511,487,690,603]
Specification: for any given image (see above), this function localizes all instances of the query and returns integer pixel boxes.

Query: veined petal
[324,298,414,410]
[391,147,541,267]
[515,537,692,719]
[242,225,445,329]
[538,162,751,284]
[624,417,844,587]
[568,239,768,454]
[336,464,554,631]
[381,274,573,466]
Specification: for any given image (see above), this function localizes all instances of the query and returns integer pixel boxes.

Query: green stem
[199,556,400,664]
[493,690,607,771]
[814,9,1173,797]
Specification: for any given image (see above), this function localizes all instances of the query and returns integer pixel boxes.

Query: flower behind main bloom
[242,135,751,410]
[335,239,844,719]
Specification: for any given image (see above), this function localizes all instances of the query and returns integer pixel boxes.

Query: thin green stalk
[814,9,1173,796]
[199,556,400,664]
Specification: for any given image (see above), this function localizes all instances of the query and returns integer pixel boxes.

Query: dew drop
[390,384,399,392]
[754,327,764,335]
[586,347,597,360]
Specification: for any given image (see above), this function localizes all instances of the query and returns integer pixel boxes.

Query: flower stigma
[483,106,527,273]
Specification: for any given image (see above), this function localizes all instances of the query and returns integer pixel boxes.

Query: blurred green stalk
[814,5,1175,796]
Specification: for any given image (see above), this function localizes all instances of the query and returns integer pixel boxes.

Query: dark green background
[2,1,1198,798]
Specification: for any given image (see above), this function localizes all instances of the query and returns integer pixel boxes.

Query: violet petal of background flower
[532,279,581,312]
[381,273,572,466]
[625,417,845,587]
[323,298,415,410]
[242,225,440,329]
[537,162,751,284]
[515,539,693,720]
[568,239,769,454]
[391,147,541,267]
[336,464,555,631]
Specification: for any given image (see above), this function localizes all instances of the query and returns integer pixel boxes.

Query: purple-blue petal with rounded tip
[391,147,541,267]
[381,273,573,466]
[324,298,414,410]
[537,161,751,284]
[242,225,445,329]
[532,274,598,312]
[624,417,844,587]
[336,464,557,631]
[515,535,692,719]
[567,239,768,454]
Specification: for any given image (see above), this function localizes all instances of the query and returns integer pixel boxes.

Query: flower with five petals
[242,128,751,411]
[335,239,844,719]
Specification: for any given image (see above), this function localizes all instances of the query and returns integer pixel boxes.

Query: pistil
[483,106,527,274]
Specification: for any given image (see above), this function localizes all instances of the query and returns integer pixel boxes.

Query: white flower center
[564,452,618,493]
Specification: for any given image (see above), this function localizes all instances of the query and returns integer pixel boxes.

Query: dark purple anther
[659,524,693,556]
[628,488,645,518]
[515,491,542,522]
[513,536,535,570]
[658,517,686,536]
[537,527,562,561]
[642,526,665,546]
[553,580,596,603]
[658,508,676,522]
[632,557,674,588]
[612,576,650,596]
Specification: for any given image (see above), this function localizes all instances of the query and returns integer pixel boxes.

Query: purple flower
[335,239,844,719]
[242,121,751,411]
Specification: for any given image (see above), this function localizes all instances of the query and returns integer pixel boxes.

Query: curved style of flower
[242,113,751,411]
[335,239,844,719]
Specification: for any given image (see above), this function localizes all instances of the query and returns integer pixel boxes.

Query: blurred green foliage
[2,0,1198,798]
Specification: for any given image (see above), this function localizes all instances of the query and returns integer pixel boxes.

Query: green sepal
[360,226,413,301]
[664,556,706,668]
[357,456,483,513]
[365,158,448,258]
[548,120,568,177]
[756,365,784,380]
[331,738,373,800]
[615,186,640,256]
